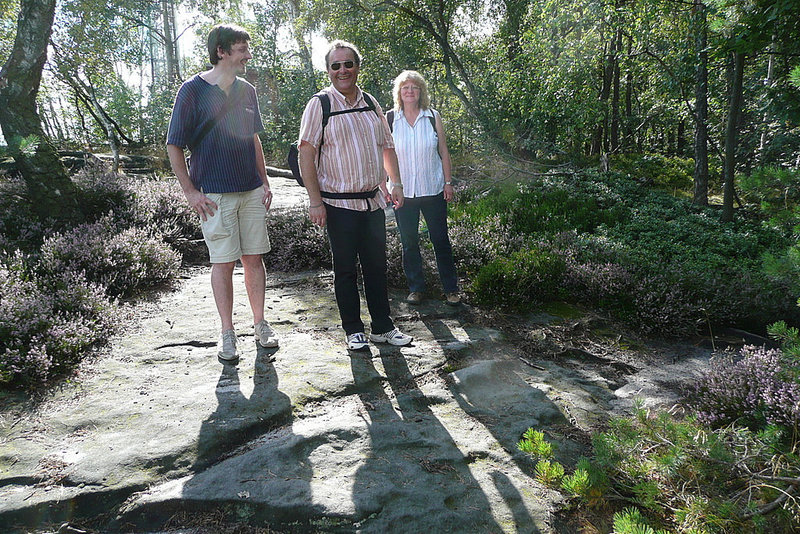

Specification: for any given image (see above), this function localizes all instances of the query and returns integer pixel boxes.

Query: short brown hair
[207,24,250,65]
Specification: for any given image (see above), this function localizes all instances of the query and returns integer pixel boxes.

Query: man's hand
[185,189,218,221]
[309,203,326,227]
[262,184,273,210]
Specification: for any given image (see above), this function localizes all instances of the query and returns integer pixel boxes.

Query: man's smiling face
[220,40,251,75]
[327,47,359,98]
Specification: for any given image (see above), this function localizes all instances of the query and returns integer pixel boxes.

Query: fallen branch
[266,166,294,179]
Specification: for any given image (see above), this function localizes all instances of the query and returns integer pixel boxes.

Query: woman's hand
[443,182,455,202]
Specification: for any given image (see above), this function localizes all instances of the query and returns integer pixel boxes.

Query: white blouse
[391,108,445,198]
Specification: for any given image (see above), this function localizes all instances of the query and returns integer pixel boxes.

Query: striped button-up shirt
[297,86,393,211]
[391,108,444,198]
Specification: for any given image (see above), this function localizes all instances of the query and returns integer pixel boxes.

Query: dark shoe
[445,292,461,306]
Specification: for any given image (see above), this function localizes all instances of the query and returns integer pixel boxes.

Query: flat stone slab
[0,249,715,532]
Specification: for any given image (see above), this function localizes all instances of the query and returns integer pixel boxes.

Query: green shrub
[535,459,565,487]
[609,153,694,192]
[453,177,625,236]
[612,507,669,534]
[517,428,554,458]
[589,405,800,532]
[451,169,798,336]
[739,166,800,216]
[470,246,565,310]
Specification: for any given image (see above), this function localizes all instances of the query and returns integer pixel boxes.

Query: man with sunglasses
[297,40,412,350]
[167,23,279,364]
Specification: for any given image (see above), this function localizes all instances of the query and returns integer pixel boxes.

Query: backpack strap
[386,110,395,133]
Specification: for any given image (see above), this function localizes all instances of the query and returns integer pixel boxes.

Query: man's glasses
[330,60,355,71]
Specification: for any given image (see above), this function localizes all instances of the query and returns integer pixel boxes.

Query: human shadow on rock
[422,317,577,470]
[349,346,504,532]
[192,346,288,471]
[171,346,314,528]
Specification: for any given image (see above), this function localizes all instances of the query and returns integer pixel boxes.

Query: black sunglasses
[330,60,355,71]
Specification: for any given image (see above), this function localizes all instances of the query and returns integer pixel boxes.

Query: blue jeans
[325,204,394,335]
[395,192,458,294]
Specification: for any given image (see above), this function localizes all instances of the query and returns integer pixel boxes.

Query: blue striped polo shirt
[167,74,265,193]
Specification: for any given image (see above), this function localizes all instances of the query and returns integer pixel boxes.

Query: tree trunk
[161,0,179,83]
[623,36,633,152]
[692,0,709,206]
[0,0,80,222]
[610,29,622,153]
[592,28,615,156]
[384,0,514,154]
[722,50,745,222]
[758,34,775,163]
[287,0,315,82]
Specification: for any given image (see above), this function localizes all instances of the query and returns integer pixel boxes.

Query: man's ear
[217,45,224,60]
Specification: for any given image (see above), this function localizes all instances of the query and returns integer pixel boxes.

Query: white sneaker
[369,328,412,346]
[218,329,238,362]
[255,319,279,348]
[347,332,369,350]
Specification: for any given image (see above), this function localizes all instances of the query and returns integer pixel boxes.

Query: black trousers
[325,204,394,335]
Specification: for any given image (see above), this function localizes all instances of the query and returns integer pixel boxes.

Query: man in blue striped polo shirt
[167,23,279,364]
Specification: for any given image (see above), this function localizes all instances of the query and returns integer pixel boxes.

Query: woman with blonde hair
[387,70,459,305]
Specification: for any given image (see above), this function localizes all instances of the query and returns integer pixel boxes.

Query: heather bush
[0,252,114,388]
[449,215,527,277]
[264,207,331,272]
[0,175,53,255]
[72,168,201,252]
[470,246,565,310]
[71,164,135,221]
[127,178,201,255]
[685,345,800,431]
[39,216,181,298]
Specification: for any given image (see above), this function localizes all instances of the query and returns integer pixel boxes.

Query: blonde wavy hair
[392,70,431,111]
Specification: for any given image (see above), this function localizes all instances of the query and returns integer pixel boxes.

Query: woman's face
[400,81,421,107]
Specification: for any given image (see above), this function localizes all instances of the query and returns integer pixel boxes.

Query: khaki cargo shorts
[200,187,271,263]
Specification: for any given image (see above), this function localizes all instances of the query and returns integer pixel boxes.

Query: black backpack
[287,92,381,200]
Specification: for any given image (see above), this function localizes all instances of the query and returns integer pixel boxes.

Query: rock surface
[0,177,719,533]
